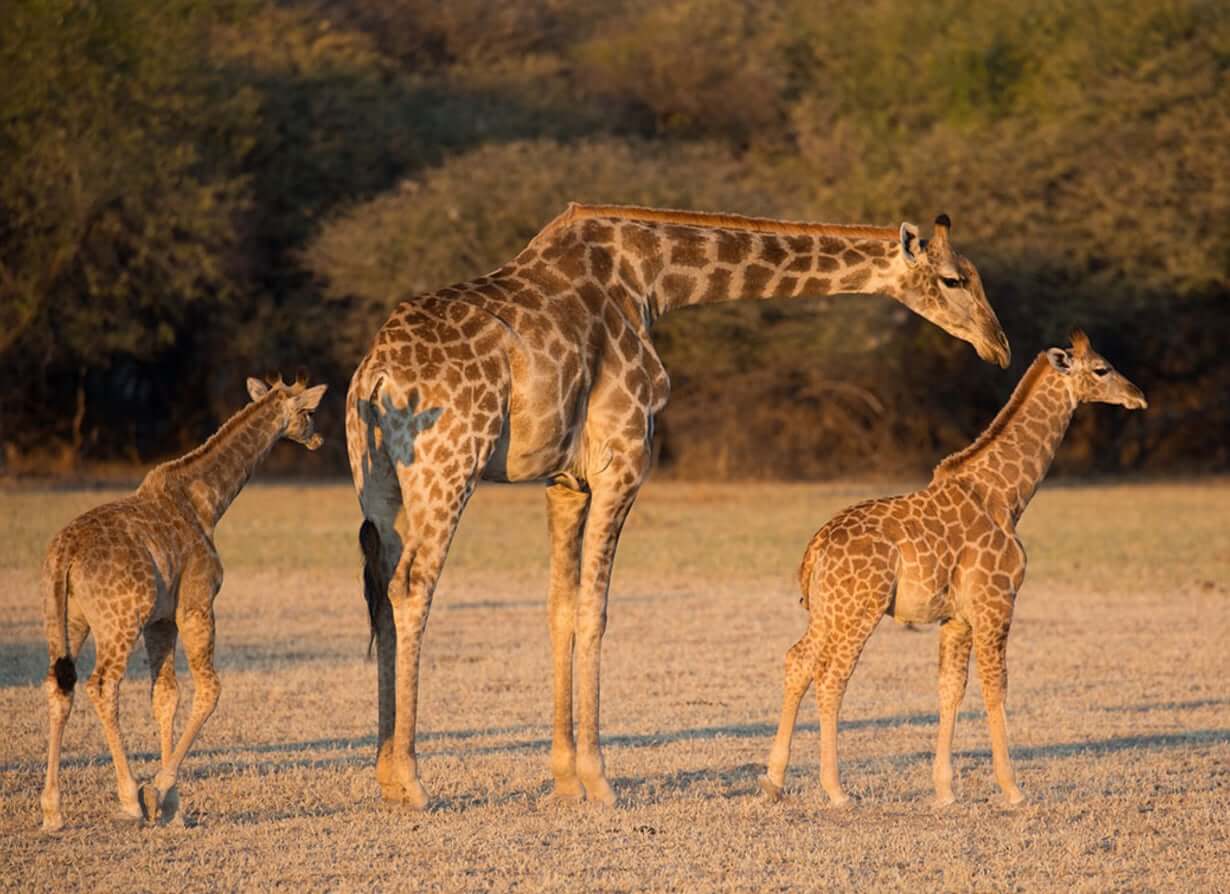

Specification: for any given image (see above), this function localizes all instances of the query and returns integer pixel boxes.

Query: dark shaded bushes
[2,0,1226,477]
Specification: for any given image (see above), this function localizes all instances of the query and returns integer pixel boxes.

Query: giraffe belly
[481,414,581,482]
[888,575,951,625]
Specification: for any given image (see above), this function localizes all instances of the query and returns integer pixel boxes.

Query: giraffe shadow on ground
[6,727,1226,820]
[8,713,1226,778]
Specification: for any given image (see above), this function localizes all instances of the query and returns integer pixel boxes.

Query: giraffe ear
[247,377,271,401]
[295,383,328,411]
[1046,348,1073,373]
[899,222,922,266]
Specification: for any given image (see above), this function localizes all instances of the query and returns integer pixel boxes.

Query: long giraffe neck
[142,396,285,529]
[525,203,911,321]
[933,354,1077,523]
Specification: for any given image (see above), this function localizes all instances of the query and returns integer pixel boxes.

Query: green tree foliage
[0,1,255,355]
[2,0,1226,475]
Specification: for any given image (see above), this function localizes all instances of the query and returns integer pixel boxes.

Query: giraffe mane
[533,202,899,245]
[932,353,1053,479]
[142,391,276,486]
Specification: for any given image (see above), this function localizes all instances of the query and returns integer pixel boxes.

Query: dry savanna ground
[1,479,1227,891]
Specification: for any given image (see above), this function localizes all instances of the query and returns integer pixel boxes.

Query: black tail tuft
[359,520,383,658]
[53,657,76,693]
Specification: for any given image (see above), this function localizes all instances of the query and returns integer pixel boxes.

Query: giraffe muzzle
[975,328,1011,369]
[1123,386,1148,410]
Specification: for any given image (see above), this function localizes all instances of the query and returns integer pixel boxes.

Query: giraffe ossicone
[39,375,327,832]
[344,202,1011,809]
[762,331,1146,808]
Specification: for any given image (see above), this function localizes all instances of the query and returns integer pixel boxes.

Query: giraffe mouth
[1121,387,1148,410]
[975,330,1012,369]
[306,434,324,450]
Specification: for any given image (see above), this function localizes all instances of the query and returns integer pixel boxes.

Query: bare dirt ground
[1,479,1227,891]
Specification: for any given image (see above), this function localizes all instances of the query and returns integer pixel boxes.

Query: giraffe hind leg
[41,617,89,832]
[815,581,890,807]
[380,428,495,809]
[85,626,145,823]
[350,400,407,800]
[763,617,827,799]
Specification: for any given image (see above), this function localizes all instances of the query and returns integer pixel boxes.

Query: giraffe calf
[762,331,1146,808]
[39,375,326,832]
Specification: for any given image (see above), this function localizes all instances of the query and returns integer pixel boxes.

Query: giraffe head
[1045,330,1147,409]
[897,214,1010,368]
[246,373,329,449]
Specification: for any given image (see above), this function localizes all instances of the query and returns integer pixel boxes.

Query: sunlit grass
[1,479,1227,891]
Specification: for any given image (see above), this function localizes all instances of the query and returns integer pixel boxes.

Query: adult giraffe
[344,203,1010,808]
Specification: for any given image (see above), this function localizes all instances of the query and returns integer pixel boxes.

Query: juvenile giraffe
[39,375,327,831]
[346,203,1011,809]
[761,331,1146,807]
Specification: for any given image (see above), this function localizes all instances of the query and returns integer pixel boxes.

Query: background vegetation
[2,0,1226,478]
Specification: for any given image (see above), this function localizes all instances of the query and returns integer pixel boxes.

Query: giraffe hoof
[825,793,853,809]
[150,785,181,827]
[112,807,145,827]
[539,781,585,808]
[1004,790,1027,808]
[933,794,956,809]
[582,778,617,808]
[139,783,161,823]
[759,775,783,802]
[381,781,430,811]
[40,815,66,834]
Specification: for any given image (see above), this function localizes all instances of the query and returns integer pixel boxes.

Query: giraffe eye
[940,276,961,289]
[1093,367,1110,377]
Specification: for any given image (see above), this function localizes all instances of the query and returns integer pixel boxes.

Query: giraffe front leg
[141,620,180,824]
[974,617,1025,806]
[541,482,590,806]
[144,622,179,766]
[144,605,221,825]
[933,617,972,807]
[573,459,644,808]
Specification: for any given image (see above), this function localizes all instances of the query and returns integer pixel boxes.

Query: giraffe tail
[359,519,384,658]
[42,545,76,694]
[796,532,829,613]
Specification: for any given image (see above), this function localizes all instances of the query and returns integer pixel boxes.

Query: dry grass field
[1,479,1227,891]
